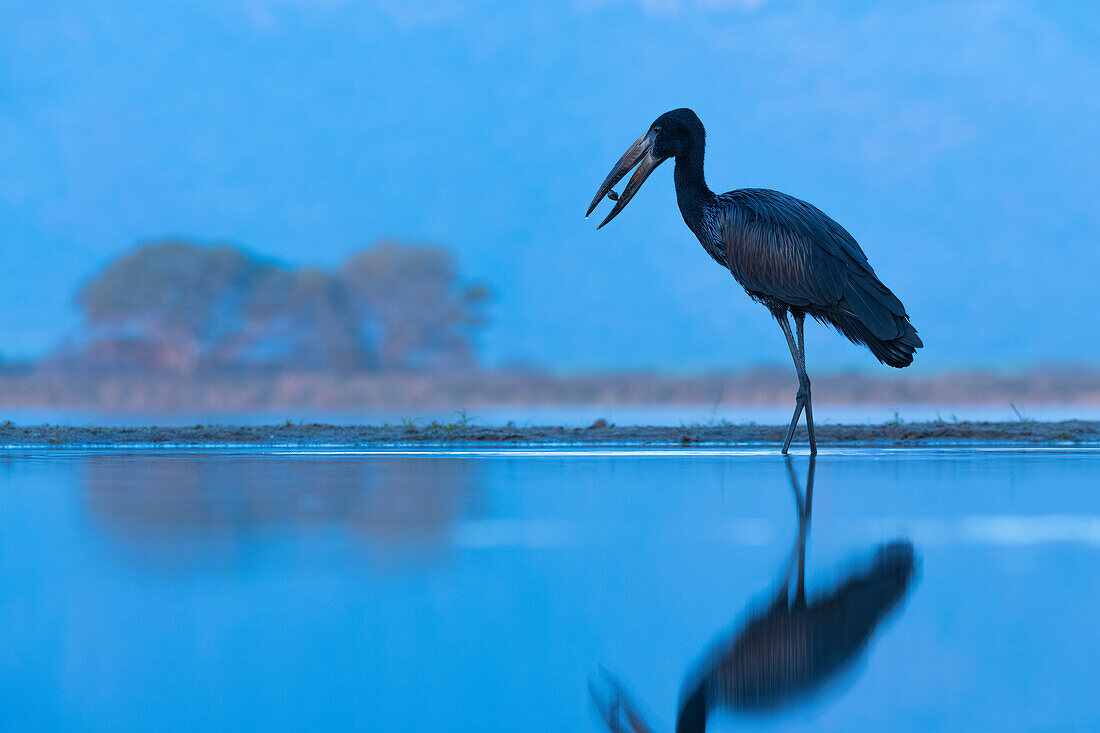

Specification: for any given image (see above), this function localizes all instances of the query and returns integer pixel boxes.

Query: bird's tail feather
[814,308,922,368]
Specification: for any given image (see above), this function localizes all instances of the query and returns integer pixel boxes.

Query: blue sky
[2,0,1099,372]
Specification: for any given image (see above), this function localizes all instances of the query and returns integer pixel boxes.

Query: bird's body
[690,188,921,368]
[588,109,922,453]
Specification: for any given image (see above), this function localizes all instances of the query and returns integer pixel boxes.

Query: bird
[589,457,918,733]
[586,109,922,454]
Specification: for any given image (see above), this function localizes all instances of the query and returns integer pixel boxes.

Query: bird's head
[586,108,705,229]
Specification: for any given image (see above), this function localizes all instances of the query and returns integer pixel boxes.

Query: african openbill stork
[589,457,918,732]
[586,109,922,453]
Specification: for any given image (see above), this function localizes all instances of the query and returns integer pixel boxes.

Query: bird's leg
[794,313,817,454]
[778,315,805,454]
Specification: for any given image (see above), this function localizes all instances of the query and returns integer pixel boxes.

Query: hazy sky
[3,1,1099,372]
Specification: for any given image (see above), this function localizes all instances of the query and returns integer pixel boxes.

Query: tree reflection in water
[592,456,918,732]
[82,455,481,567]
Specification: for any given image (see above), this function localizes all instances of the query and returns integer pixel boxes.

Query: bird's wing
[714,189,909,339]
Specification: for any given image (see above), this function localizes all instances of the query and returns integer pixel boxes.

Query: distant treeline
[47,240,490,374]
[1,366,1098,411]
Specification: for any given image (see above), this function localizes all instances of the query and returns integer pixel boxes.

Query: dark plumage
[587,108,922,453]
[711,189,921,368]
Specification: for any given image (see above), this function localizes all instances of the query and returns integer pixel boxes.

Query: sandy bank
[1,420,1098,448]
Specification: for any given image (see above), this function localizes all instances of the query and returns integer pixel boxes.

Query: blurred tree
[227,267,370,371]
[75,241,272,371]
[68,239,490,373]
[341,240,491,371]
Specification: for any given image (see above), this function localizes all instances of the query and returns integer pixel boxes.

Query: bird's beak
[586,130,667,230]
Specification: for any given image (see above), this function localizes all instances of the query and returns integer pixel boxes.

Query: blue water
[1,448,1098,731]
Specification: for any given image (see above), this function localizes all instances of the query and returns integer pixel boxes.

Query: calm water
[1,448,1098,731]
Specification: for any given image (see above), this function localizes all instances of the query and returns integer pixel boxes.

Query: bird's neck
[673,138,715,238]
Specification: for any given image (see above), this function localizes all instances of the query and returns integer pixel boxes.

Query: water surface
[1,448,1097,730]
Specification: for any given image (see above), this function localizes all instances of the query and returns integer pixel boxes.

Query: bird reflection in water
[591,457,918,732]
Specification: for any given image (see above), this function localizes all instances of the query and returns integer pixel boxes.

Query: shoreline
[2,420,1098,448]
